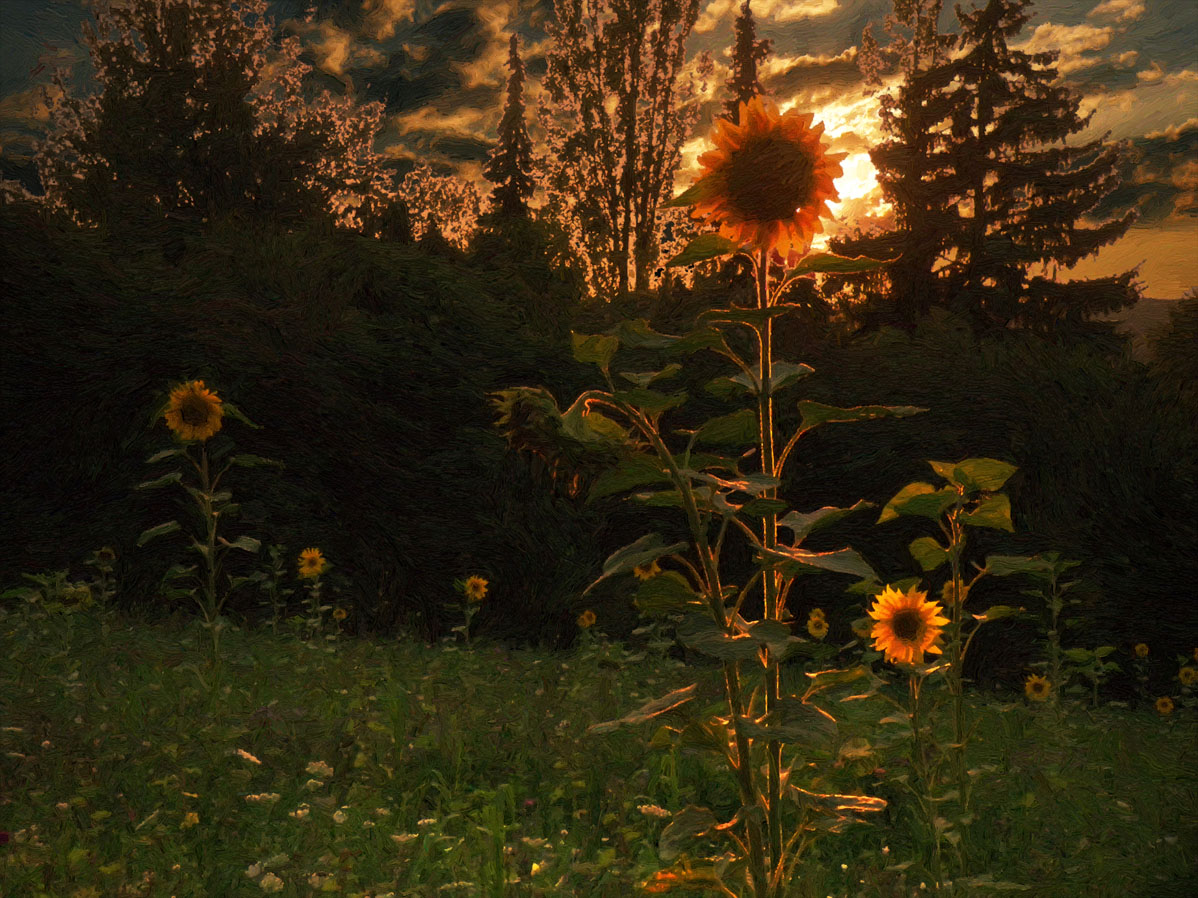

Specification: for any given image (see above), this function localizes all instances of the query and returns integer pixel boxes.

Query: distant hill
[1098,296,1181,362]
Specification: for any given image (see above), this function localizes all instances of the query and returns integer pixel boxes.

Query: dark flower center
[725,134,816,221]
[180,394,212,426]
[891,609,922,642]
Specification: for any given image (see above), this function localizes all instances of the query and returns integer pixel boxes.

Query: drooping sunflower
[633,560,661,582]
[1134,643,1149,659]
[685,95,846,258]
[806,611,828,640]
[577,609,597,629]
[1024,674,1051,702]
[298,548,327,580]
[1179,666,1198,687]
[464,575,489,603]
[163,380,224,442]
[1155,696,1174,716]
[867,584,949,666]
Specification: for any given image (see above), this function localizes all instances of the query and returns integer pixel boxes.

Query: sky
[1,0,1196,298]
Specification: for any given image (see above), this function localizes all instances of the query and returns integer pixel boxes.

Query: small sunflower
[298,548,327,580]
[1134,643,1149,659]
[332,607,347,622]
[867,584,949,666]
[685,95,845,258]
[163,380,224,442]
[463,575,489,603]
[96,547,117,563]
[633,560,661,581]
[1178,666,1198,687]
[806,612,828,640]
[577,609,596,629]
[1155,696,1174,716]
[1024,674,1051,702]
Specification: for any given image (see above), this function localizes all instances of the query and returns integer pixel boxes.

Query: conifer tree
[483,35,536,221]
[722,1,772,124]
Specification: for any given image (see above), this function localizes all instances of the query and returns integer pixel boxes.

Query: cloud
[0,86,61,128]
[1111,50,1139,68]
[1015,23,1113,74]
[1145,118,1198,141]
[363,0,418,42]
[696,0,840,34]
[1087,0,1146,24]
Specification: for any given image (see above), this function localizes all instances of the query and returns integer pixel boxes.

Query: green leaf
[221,400,260,429]
[740,498,790,517]
[137,521,181,547]
[778,501,874,543]
[658,805,719,861]
[683,470,779,496]
[797,400,926,435]
[703,375,748,399]
[589,455,671,502]
[664,233,741,267]
[571,332,619,369]
[693,408,758,448]
[607,318,679,350]
[229,454,283,469]
[909,537,949,572]
[745,619,805,661]
[1063,648,1093,663]
[985,555,1055,578]
[759,544,878,581]
[135,472,183,491]
[146,448,185,465]
[220,535,261,553]
[561,397,627,445]
[635,571,704,617]
[663,178,723,209]
[585,533,689,595]
[678,718,730,759]
[667,327,728,356]
[633,489,691,509]
[698,306,795,330]
[971,604,1022,623]
[587,683,699,735]
[961,494,1014,532]
[941,458,1018,492]
[736,696,838,749]
[767,361,815,392]
[612,389,687,417]
[676,614,759,662]
[877,482,958,524]
[618,364,682,388]
[785,252,896,278]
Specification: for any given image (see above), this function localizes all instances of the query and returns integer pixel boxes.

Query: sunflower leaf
[971,604,1023,623]
[137,520,182,547]
[229,454,284,469]
[221,400,260,429]
[219,536,261,554]
[617,364,682,387]
[611,389,687,417]
[664,233,741,267]
[664,178,723,209]
[571,332,619,370]
[759,544,878,581]
[634,571,703,617]
[693,408,759,448]
[145,448,185,465]
[798,400,927,435]
[778,501,874,543]
[136,472,183,491]
[783,252,897,281]
[961,494,1014,532]
[658,805,720,861]
[909,537,949,571]
[878,482,958,524]
[584,533,689,595]
[586,683,699,735]
[588,455,671,503]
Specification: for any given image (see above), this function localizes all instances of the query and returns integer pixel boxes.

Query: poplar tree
[539,0,712,298]
[483,35,536,221]
[722,1,772,124]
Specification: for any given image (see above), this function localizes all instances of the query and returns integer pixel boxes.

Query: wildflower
[258,872,284,893]
[637,804,671,818]
[332,607,347,621]
[332,809,347,824]
[298,548,327,580]
[806,611,828,640]
[244,793,280,804]
[289,804,310,820]
[633,560,661,581]
[684,95,845,258]
[1179,666,1198,687]
[163,380,223,442]
[463,575,488,603]
[305,760,333,777]
[1134,643,1149,659]
[867,584,949,666]
[234,748,262,765]
[577,609,596,629]
[1155,696,1174,716]
[180,811,199,829]
[1024,674,1051,702]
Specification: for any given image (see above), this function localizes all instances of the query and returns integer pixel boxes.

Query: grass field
[1,599,1195,898]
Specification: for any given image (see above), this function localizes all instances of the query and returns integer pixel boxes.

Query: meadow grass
[1,600,1194,898]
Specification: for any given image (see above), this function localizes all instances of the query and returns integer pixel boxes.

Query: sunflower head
[164,380,224,442]
[463,576,489,603]
[1155,696,1174,716]
[1024,674,1051,702]
[806,611,828,640]
[633,560,662,582]
[332,607,348,622]
[686,95,845,259]
[867,584,949,666]
[1178,666,1198,687]
[95,547,117,563]
[577,609,597,629]
[298,548,327,580]
[1134,643,1149,659]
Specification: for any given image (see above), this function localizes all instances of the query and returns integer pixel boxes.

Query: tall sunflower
[298,548,327,580]
[686,95,845,258]
[164,380,223,442]
[867,584,949,666]
[464,575,489,603]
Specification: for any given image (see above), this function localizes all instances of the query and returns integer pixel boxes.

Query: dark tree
[722,1,773,124]
[945,0,1137,331]
[483,35,537,221]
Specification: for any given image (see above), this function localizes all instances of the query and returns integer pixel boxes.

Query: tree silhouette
[483,35,536,222]
[539,0,712,298]
[36,0,392,233]
[722,1,772,125]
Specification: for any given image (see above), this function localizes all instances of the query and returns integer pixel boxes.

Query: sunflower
[1155,696,1174,716]
[1133,643,1149,659]
[867,584,949,666]
[463,576,489,603]
[633,560,661,581]
[164,380,223,442]
[806,611,828,640]
[577,609,596,629]
[1024,674,1051,702]
[332,607,347,622]
[1178,666,1198,687]
[298,548,327,580]
[685,95,845,258]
